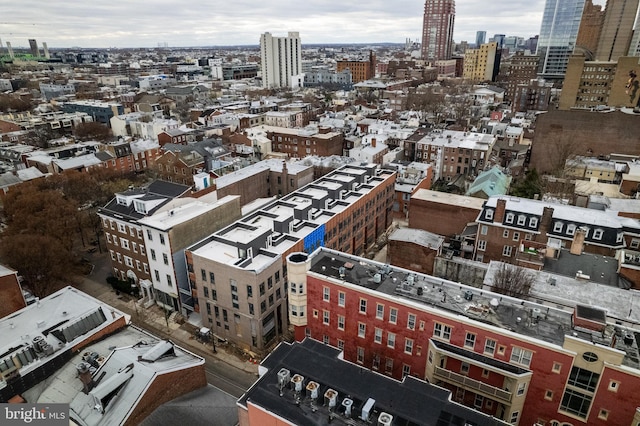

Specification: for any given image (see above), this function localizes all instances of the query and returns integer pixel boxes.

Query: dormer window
[593,229,604,240]
[517,215,526,226]
[116,196,128,206]
[506,213,514,224]
[485,209,494,220]
[617,233,624,243]
[529,217,538,228]
[567,224,576,236]
[553,222,563,233]
[134,200,147,214]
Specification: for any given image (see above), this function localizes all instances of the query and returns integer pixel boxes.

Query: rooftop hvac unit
[407,275,415,285]
[531,308,542,319]
[324,388,338,408]
[361,398,375,421]
[378,412,393,426]
[342,398,353,417]
[306,381,319,399]
[291,374,304,392]
[277,368,290,387]
[373,273,381,283]
[464,290,473,301]
[32,336,46,353]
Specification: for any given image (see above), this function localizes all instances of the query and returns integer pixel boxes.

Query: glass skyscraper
[536,0,586,79]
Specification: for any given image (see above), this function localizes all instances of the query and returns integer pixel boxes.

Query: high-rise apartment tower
[421,0,455,62]
[595,0,640,61]
[260,32,303,89]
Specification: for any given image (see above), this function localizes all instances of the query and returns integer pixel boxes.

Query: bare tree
[490,263,535,298]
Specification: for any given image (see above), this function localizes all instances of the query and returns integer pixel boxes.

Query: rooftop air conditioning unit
[306,381,319,399]
[291,374,304,392]
[342,398,353,417]
[324,389,338,408]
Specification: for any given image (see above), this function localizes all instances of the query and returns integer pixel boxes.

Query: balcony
[434,366,512,404]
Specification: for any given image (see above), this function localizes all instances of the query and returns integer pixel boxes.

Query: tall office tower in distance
[537,0,586,80]
[575,0,604,58]
[595,0,640,61]
[475,31,486,48]
[260,32,303,89]
[28,39,39,57]
[421,0,455,62]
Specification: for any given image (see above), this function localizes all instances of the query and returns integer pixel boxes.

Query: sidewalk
[74,251,259,376]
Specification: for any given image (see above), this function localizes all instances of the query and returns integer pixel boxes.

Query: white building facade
[260,32,304,89]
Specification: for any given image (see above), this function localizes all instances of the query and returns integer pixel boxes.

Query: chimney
[570,227,587,255]
[371,138,376,148]
[77,362,95,394]
[494,198,506,223]
[534,207,553,240]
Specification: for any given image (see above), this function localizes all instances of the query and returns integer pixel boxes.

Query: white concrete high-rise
[260,32,304,89]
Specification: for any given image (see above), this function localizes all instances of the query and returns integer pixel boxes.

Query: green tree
[510,169,543,199]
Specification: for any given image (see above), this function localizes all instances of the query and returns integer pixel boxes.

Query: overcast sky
[2,0,606,49]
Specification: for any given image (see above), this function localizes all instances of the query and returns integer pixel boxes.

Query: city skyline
[1,0,605,49]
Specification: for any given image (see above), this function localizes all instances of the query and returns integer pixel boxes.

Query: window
[516,215,525,226]
[568,367,599,392]
[517,382,526,396]
[336,315,345,330]
[201,269,206,281]
[338,291,345,307]
[120,239,129,250]
[503,229,510,238]
[485,209,494,220]
[166,275,172,287]
[560,388,593,419]
[582,352,598,362]
[482,369,490,378]
[464,332,476,349]
[502,245,513,257]
[374,328,382,343]
[323,310,330,325]
[154,270,160,281]
[529,217,538,228]
[407,313,416,330]
[259,283,265,296]
[404,338,413,355]
[552,362,562,373]
[510,347,533,367]
[358,322,366,338]
[359,298,367,314]
[631,238,640,249]
[402,364,411,378]
[247,285,253,298]
[434,323,451,341]
[323,335,329,345]
[150,249,156,261]
[545,390,554,400]
[323,286,330,302]
[513,232,520,241]
[373,356,380,370]
[461,362,469,374]
[159,234,165,245]
[553,222,563,232]
[484,338,496,356]
[209,272,215,284]
[389,307,398,324]
[357,347,364,363]
[474,394,484,408]
[608,380,620,392]
[477,240,486,251]
[337,339,344,351]
[480,225,488,235]
[387,332,396,348]
[510,411,519,424]
[593,229,603,240]
[376,303,384,319]
[598,409,609,420]
[162,253,169,265]
[567,224,576,236]
[203,287,209,298]
[506,213,514,224]
[385,358,393,373]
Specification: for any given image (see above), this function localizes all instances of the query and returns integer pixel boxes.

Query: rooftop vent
[342,398,353,417]
[378,412,393,426]
[291,374,304,392]
[324,388,338,408]
[277,368,290,387]
[361,398,376,421]
[306,381,319,399]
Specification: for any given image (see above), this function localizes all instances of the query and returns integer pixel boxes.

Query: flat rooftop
[239,338,507,426]
[412,189,485,210]
[307,248,640,370]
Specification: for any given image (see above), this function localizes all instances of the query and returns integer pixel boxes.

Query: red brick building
[266,126,344,159]
[0,265,26,318]
[336,51,376,83]
[288,248,640,426]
